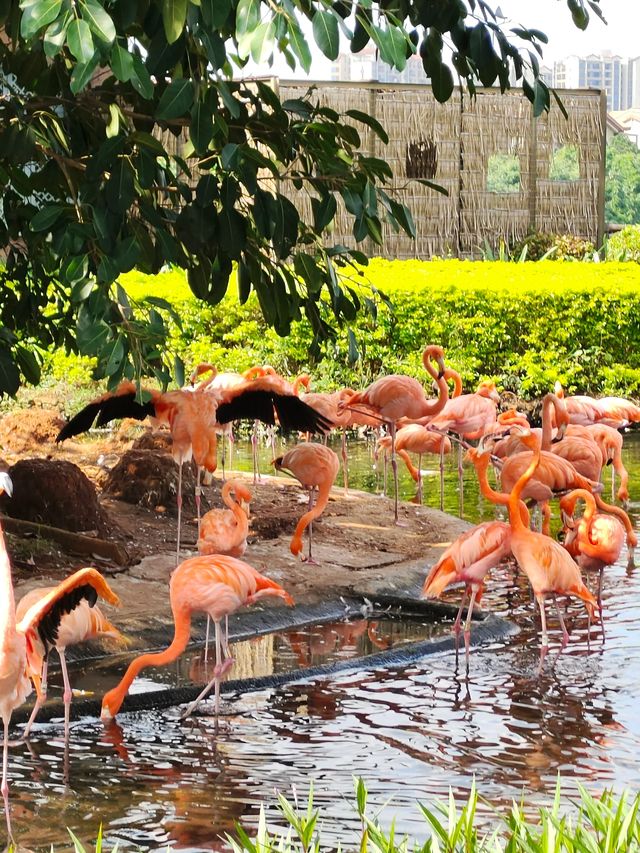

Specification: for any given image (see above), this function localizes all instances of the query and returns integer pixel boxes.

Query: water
[6,433,640,850]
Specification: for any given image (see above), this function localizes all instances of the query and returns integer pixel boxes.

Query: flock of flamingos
[1,345,640,840]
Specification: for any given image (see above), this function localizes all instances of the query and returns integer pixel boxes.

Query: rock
[0,409,65,453]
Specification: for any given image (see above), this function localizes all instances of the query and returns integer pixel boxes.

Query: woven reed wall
[278,81,605,259]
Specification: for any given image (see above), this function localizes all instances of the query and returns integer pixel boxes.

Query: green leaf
[235,0,260,37]
[162,0,187,44]
[250,20,276,64]
[79,0,115,43]
[43,12,70,57]
[63,254,89,285]
[106,159,135,213]
[312,10,339,60]
[533,78,550,117]
[288,20,312,73]
[77,311,110,356]
[294,252,323,293]
[30,204,66,232]
[20,0,62,39]
[15,345,41,385]
[130,55,153,99]
[111,44,134,82]
[201,0,230,27]
[106,103,120,137]
[430,60,454,103]
[345,109,389,144]
[0,351,21,395]
[70,53,99,94]
[103,337,125,377]
[237,259,252,304]
[156,78,194,120]
[190,101,214,155]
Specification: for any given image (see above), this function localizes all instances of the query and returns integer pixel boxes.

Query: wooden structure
[278,81,607,259]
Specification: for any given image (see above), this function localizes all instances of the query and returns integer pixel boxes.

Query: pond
[6,432,640,851]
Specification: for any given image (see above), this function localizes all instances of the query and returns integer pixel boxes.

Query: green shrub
[36,259,640,402]
[606,225,640,261]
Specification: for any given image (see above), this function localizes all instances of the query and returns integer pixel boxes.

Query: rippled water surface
[6,433,640,851]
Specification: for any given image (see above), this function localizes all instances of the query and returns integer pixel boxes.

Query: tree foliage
[606,133,640,225]
[0,0,605,393]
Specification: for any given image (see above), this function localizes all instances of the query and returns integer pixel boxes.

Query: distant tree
[0,0,606,394]
[606,133,640,225]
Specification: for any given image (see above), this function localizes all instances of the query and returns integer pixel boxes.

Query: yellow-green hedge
[106,259,640,399]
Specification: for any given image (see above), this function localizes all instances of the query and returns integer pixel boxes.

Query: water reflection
[4,434,640,851]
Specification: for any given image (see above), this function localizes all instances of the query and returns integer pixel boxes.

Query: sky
[494,1,639,63]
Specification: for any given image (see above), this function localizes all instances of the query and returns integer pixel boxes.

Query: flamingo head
[0,471,13,497]
[477,380,500,403]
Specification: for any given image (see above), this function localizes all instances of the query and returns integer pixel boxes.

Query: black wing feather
[56,393,155,442]
[37,584,99,651]
[216,390,277,426]
[217,390,333,434]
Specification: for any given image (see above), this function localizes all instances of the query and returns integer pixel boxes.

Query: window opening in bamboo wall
[405,137,437,179]
[550,145,580,181]
[486,153,522,193]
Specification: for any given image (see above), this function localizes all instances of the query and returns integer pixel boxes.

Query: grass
[37,779,640,852]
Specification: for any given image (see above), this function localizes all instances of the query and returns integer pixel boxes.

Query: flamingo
[375,426,451,504]
[198,479,251,558]
[560,489,627,608]
[56,370,332,562]
[338,345,449,523]
[197,478,252,660]
[0,473,31,841]
[555,381,640,429]
[1,474,123,839]
[422,520,512,658]
[505,431,597,658]
[100,555,293,720]
[420,379,501,515]
[566,423,630,503]
[16,568,122,739]
[273,442,340,563]
[300,388,354,492]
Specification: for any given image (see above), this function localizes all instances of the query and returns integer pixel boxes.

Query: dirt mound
[102,450,209,515]
[0,457,113,534]
[0,409,65,453]
[131,430,172,453]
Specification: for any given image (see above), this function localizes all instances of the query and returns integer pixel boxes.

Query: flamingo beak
[490,389,500,403]
[552,422,567,443]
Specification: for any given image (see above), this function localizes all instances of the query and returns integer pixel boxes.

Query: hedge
[45,259,640,401]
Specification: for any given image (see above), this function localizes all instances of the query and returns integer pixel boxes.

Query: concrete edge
[12,593,518,725]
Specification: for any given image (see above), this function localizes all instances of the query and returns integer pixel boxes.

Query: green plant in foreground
[224,779,640,853]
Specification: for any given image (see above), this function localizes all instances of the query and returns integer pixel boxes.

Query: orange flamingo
[506,431,597,656]
[301,388,354,492]
[197,478,252,660]
[566,423,630,503]
[57,369,331,561]
[197,479,251,558]
[16,568,122,739]
[553,381,606,426]
[376,426,451,504]
[0,473,31,841]
[420,379,500,514]
[273,442,340,563]
[555,381,640,429]
[560,489,627,607]
[339,345,449,522]
[422,521,512,657]
[101,555,293,721]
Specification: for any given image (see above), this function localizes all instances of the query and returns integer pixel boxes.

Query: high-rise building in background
[331,47,426,85]
[553,51,640,110]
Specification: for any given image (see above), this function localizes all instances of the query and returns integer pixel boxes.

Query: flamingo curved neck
[102,609,191,717]
[508,441,541,532]
[473,455,529,525]
[0,526,16,634]
[541,393,566,451]
[293,479,333,543]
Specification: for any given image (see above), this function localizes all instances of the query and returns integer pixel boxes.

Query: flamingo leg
[417,453,423,504]
[439,440,445,512]
[452,589,468,653]
[537,594,549,655]
[611,465,615,503]
[181,619,232,719]
[553,594,570,647]
[541,502,551,537]
[176,461,183,566]
[195,465,202,534]
[23,658,48,739]
[463,587,478,664]
[220,435,226,481]
[2,718,12,842]
[252,420,260,484]
[305,487,318,564]
[390,421,399,524]
[59,649,73,741]
[204,616,211,663]
[341,430,349,495]
[457,441,464,518]
[228,430,234,473]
